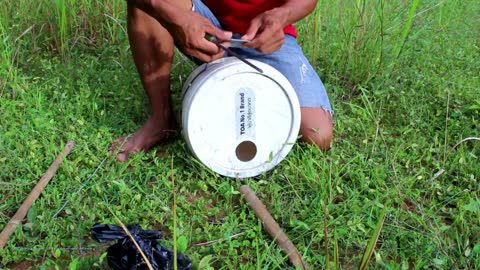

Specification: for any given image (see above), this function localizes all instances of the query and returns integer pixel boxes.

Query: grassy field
[1,0,479,269]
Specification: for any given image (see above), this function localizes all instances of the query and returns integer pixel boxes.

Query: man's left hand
[241,8,288,54]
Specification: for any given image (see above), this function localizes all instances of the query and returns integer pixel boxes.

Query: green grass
[1,0,479,269]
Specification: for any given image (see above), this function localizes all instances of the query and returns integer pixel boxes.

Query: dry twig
[0,141,75,249]
[239,185,310,270]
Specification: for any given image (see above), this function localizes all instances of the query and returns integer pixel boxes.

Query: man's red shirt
[202,0,298,37]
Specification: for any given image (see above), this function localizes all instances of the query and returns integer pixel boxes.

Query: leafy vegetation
[1,0,479,269]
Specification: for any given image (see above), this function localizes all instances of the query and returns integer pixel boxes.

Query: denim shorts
[192,0,332,111]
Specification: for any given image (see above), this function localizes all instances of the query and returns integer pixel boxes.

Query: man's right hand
[166,9,232,62]
[130,0,231,62]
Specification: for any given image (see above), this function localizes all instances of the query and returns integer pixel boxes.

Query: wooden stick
[0,140,75,249]
[239,185,310,270]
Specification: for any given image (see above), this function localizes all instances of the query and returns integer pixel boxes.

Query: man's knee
[301,125,333,150]
[299,107,333,150]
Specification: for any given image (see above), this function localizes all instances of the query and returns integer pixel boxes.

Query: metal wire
[52,156,108,219]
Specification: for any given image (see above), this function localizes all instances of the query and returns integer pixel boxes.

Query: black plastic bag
[91,223,192,270]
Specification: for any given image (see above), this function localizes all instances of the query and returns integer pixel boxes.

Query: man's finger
[241,19,261,41]
[211,50,226,61]
[197,38,221,55]
[189,50,214,62]
[205,23,232,42]
[220,41,232,48]
[189,46,224,63]
[251,32,284,54]
[245,28,272,49]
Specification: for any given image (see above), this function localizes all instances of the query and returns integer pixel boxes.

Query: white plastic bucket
[181,57,300,178]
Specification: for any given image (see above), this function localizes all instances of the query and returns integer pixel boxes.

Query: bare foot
[109,117,178,161]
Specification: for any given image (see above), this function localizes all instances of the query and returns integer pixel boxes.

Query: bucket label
[236,88,256,139]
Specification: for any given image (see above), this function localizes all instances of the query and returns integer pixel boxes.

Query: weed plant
[1,0,479,269]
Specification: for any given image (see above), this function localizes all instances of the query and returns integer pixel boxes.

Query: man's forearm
[272,0,318,27]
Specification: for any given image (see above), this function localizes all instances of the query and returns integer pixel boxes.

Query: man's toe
[109,137,125,154]
[116,152,129,162]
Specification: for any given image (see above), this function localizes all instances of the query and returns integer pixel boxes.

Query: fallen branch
[239,185,310,270]
[0,140,75,249]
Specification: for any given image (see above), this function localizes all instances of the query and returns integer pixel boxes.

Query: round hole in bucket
[235,140,257,162]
